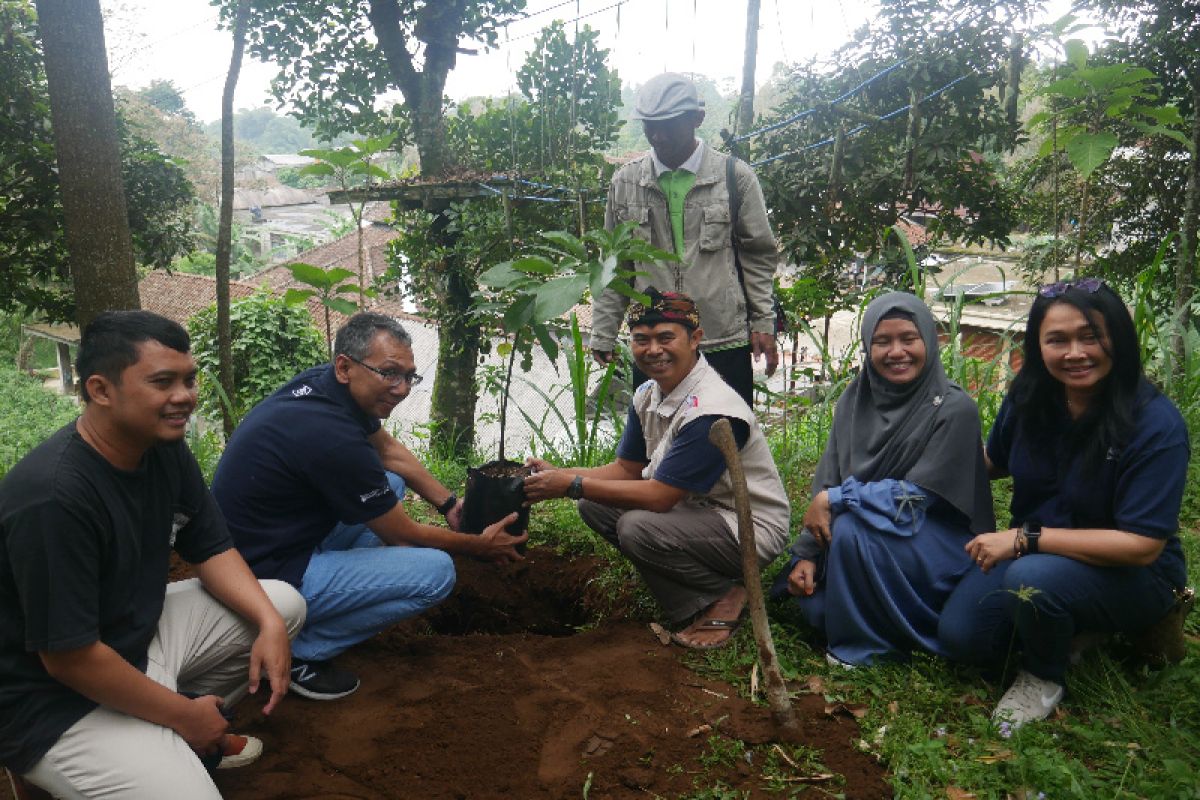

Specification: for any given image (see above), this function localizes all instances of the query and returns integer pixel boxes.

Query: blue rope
[477,182,603,205]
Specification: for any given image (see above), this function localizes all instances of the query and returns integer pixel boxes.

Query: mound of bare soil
[5,548,890,799]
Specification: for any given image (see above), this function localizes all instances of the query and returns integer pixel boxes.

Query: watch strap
[1022,521,1041,554]
[567,475,584,500]
[436,493,458,515]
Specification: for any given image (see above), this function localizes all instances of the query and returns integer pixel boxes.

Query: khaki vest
[634,356,791,562]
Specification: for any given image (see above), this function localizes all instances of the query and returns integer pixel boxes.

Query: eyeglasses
[344,354,424,387]
[1038,277,1103,298]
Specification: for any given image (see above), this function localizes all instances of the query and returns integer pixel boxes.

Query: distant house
[255,217,402,297]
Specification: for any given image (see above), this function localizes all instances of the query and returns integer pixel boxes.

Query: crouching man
[212,312,526,701]
[0,311,305,799]
[524,290,790,648]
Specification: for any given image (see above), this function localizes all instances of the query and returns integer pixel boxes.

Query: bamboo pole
[708,418,798,731]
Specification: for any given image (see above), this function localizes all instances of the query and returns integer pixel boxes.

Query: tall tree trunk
[216,0,249,436]
[1005,32,1023,130]
[428,211,481,458]
[35,0,138,328]
[734,0,761,141]
[367,0,471,454]
[1174,73,1200,365]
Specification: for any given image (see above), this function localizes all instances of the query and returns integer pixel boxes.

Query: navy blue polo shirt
[987,380,1190,587]
[212,365,399,586]
[616,406,749,493]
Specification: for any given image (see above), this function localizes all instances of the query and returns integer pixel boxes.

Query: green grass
[0,364,79,478]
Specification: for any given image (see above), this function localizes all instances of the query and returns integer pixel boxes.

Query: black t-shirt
[0,422,232,772]
[212,365,398,587]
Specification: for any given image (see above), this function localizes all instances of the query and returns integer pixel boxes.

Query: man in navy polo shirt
[213,312,526,701]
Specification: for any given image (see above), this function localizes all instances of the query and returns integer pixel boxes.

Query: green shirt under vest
[656,169,697,259]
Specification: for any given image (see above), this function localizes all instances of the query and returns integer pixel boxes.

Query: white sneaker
[992,670,1064,728]
[825,650,857,670]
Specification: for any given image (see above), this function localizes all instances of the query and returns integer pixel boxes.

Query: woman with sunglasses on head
[939,279,1191,728]
[772,292,995,667]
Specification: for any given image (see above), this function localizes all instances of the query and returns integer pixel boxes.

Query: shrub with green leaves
[0,365,78,478]
[188,290,325,423]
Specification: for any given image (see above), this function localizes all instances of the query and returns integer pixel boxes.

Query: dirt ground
[6,547,889,799]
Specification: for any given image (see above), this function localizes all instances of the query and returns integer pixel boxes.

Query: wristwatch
[436,493,458,516]
[566,475,584,500]
[1021,521,1041,554]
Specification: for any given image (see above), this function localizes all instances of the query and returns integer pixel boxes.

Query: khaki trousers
[23,579,305,799]
[578,499,746,626]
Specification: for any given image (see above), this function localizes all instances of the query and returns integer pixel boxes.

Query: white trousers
[23,579,305,799]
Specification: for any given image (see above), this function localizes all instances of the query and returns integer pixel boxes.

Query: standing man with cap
[591,72,781,406]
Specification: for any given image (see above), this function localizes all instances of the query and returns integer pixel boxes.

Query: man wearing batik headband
[524,289,790,649]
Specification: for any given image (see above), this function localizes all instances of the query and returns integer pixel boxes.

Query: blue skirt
[775,510,973,665]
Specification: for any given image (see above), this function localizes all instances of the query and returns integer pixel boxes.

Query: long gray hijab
[812,292,994,534]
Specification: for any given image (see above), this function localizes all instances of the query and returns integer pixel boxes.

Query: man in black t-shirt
[213,312,526,701]
[0,312,305,799]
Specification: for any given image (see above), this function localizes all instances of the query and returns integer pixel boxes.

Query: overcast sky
[101,0,881,124]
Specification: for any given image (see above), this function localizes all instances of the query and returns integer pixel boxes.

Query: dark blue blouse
[986,381,1190,587]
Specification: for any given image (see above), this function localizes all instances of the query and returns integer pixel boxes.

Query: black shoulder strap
[727,155,745,285]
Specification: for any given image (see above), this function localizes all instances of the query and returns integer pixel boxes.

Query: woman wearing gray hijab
[772,292,994,666]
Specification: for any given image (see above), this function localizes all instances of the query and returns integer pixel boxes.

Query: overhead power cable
[731,1,998,146]
[501,0,636,41]
[730,58,910,144]
[751,72,975,167]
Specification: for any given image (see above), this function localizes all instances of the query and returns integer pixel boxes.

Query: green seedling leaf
[1066,131,1118,179]
[539,230,587,260]
[532,322,560,362]
[610,281,651,306]
[1064,38,1089,70]
[502,294,535,333]
[532,274,590,323]
[589,254,619,300]
[1041,75,1089,99]
[512,255,558,275]
[324,297,358,315]
[479,261,526,289]
[298,163,336,177]
[284,288,315,305]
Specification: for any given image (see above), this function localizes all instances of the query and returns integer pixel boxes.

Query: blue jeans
[292,473,456,662]
[938,554,1178,684]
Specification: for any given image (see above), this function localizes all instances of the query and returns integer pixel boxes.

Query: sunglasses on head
[1038,277,1103,298]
